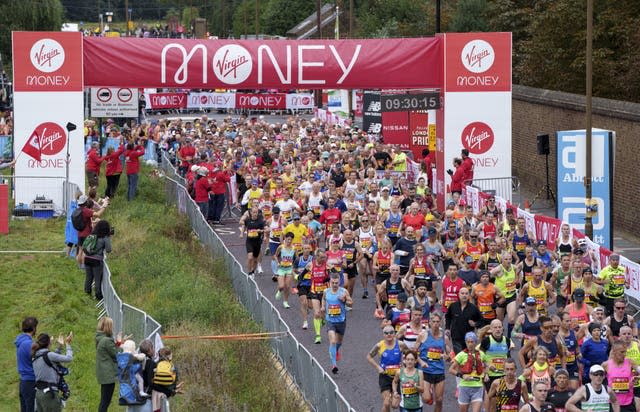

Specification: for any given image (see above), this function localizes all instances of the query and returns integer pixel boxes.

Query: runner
[492,252,520,338]
[521,346,555,392]
[518,267,555,316]
[472,271,502,327]
[377,265,413,318]
[445,287,482,353]
[579,322,609,384]
[392,349,425,412]
[306,250,329,344]
[449,332,487,412]
[480,318,512,407]
[341,229,364,298]
[557,311,581,390]
[267,206,284,278]
[619,326,640,411]
[512,217,535,263]
[550,254,572,308]
[519,382,555,412]
[356,216,376,298]
[513,297,542,347]
[442,263,465,314]
[602,340,638,412]
[566,289,592,331]
[367,326,406,412]
[321,272,352,374]
[274,232,295,308]
[605,299,638,343]
[415,312,452,412]
[408,244,440,304]
[407,280,431,325]
[566,365,620,412]
[294,244,314,330]
[487,358,528,412]
[239,205,266,275]
[546,369,574,412]
[519,316,566,371]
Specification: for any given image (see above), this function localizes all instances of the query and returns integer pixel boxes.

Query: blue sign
[556,129,613,248]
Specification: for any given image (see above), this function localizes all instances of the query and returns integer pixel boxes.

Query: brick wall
[512,85,640,234]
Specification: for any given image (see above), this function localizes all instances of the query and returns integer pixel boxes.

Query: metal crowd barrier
[465,176,520,203]
[160,152,354,412]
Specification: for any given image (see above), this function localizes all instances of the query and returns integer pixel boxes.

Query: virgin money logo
[30,39,65,73]
[213,45,252,85]
[461,40,494,74]
[461,122,494,155]
[250,96,259,105]
[302,97,311,105]
[35,122,66,155]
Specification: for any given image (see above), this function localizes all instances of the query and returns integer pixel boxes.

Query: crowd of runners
[169,114,638,412]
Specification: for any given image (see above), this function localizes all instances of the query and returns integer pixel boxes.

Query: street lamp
[585,0,594,239]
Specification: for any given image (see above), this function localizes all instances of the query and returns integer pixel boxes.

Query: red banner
[12,32,84,92]
[533,214,562,250]
[146,92,187,109]
[83,37,442,89]
[236,93,286,110]
[381,111,409,148]
[409,111,429,160]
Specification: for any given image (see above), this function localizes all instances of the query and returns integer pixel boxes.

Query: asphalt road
[213,224,461,412]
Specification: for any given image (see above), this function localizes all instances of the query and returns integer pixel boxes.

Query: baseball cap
[589,365,605,374]
[525,296,537,305]
[447,200,455,206]
[272,206,280,214]
[91,141,99,148]
[77,195,88,205]
[191,164,200,172]
[582,267,593,274]
[537,240,547,246]
[573,247,585,255]
[428,227,437,235]
[197,167,208,176]
[573,288,585,300]
[397,292,408,303]
[292,213,301,220]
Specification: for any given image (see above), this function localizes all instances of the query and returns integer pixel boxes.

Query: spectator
[95,317,124,412]
[83,220,113,301]
[15,316,38,412]
[32,332,73,412]
[86,141,104,188]
[124,141,145,201]
[75,195,107,267]
[104,138,125,198]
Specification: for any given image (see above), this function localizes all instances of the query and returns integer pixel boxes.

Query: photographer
[83,220,113,301]
[32,332,73,412]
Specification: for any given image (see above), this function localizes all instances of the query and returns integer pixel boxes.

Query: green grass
[0,169,303,411]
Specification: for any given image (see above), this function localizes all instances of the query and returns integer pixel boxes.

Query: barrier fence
[160,153,354,412]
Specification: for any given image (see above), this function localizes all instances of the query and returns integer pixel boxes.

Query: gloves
[447,169,453,176]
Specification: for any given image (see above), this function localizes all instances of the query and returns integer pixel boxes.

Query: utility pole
[124,0,129,36]
[255,0,260,37]
[584,0,594,239]
[221,0,226,38]
[435,0,441,33]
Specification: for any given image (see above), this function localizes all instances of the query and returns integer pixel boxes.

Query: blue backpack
[117,353,145,405]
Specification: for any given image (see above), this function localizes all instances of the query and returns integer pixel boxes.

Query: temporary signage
[556,129,614,248]
[286,93,314,110]
[83,37,443,89]
[91,87,139,117]
[187,91,236,109]
[362,90,382,135]
[381,111,409,148]
[12,32,84,209]
[145,92,188,110]
[409,112,429,160]
[381,92,441,112]
[236,93,286,110]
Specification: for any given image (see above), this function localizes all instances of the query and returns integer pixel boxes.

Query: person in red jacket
[447,158,465,203]
[461,149,474,185]
[124,142,145,201]
[104,140,125,198]
[85,141,104,189]
[209,162,231,224]
[194,167,212,217]
[177,138,196,177]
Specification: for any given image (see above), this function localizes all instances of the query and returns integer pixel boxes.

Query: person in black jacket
[445,287,482,353]
[84,220,113,301]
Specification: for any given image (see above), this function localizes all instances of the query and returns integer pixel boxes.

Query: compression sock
[507,323,514,339]
[336,343,342,352]
[329,343,337,366]
[314,318,322,336]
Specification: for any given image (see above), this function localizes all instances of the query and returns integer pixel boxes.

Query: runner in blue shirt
[322,272,353,374]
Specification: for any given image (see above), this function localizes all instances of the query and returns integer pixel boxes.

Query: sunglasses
[383,331,395,335]
[591,372,605,377]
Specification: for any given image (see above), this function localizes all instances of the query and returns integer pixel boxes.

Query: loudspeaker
[537,134,550,155]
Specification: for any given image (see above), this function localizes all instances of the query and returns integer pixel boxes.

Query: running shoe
[275,290,282,300]
[314,335,322,344]
[331,366,338,374]
[248,271,255,276]
[302,320,308,330]
[362,290,368,299]
[257,264,264,274]
[272,275,278,282]
[283,301,290,309]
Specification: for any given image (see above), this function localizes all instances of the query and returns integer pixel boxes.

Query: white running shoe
[275,290,282,300]
[283,301,290,309]
[302,320,308,329]
[257,264,264,274]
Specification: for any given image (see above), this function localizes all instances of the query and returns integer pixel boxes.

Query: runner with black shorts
[240,205,265,276]
[367,325,407,412]
[342,229,363,299]
[295,243,314,330]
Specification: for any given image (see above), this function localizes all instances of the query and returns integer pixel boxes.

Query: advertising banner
[326,89,350,117]
[556,129,614,248]
[533,214,562,250]
[381,111,409,148]
[353,90,363,117]
[145,92,188,109]
[187,92,235,109]
[91,87,139,117]
[409,111,429,160]
[286,93,314,110]
[12,31,84,210]
[83,37,443,89]
[362,90,382,135]
[236,93,286,110]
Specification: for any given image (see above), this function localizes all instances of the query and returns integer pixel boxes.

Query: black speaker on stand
[530,134,556,206]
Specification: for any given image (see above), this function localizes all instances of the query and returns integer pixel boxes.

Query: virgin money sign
[443,92,512,198]
[12,32,83,92]
[83,37,443,89]
[187,92,236,109]
[286,93,314,110]
[236,93,286,110]
[13,92,84,209]
[145,93,187,110]
[533,214,562,250]
[444,32,511,92]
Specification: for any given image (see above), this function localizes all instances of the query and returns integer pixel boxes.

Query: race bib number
[401,382,418,396]
[390,224,399,235]
[414,267,426,275]
[613,274,625,285]
[345,251,354,260]
[612,377,630,393]
[479,304,493,314]
[328,304,342,316]
[248,229,259,238]
[506,281,516,294]
[314,283,327,293]
[566,352,576,364]
[385,365,400,376]
[427,348,442,360]
[501,405,519,412]
[388,293,398,306]
[271,229,282,238]
[491,358,505,372]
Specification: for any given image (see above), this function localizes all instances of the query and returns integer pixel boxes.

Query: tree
[260,0,316,37]
[182,6,199,30]
[232,0,257,38]
[448,0,489,32]
[356,0,430,38]
[0,0,64,74]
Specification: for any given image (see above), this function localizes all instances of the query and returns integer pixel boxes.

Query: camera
[110,227,115,236]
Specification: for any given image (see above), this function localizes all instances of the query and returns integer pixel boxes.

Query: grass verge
[0,169,302,411]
